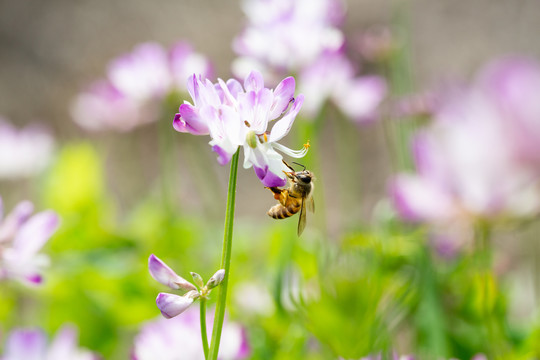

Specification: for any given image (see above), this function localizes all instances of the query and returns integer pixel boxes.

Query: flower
[132,306,249,360]
[71,42,212,132]
[391,57,540,243]
[148,254,224,319]
[0,197,59,284]
[232,0,345,79]
[173,70,308,187]
[232,0,386,123]
[0,118,54,180]
[299,51,387,123]
[0,326,97,360]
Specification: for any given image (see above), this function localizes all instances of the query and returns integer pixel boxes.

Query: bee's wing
[307,195,315,213]
[297,198,307,236]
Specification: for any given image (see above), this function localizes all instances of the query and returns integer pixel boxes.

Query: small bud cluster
[148,254,225,319]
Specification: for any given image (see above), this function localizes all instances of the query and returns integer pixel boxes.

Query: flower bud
[206,269,225,290]
[190,272,204,289]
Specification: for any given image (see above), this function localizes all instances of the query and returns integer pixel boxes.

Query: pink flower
[0,118,54,179]
[391,57,540,240]
[0,326,97,360]
[132,306,249,360]
[0,197,59,285]
[173,71,308,187]
[71,42,212,132]
[233,0,345,79]
[299,51,387,123]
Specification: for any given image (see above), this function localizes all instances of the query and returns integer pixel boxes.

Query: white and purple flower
[0,326,97,360]
[0,197,59,285]
[232,0,345,79]
[391,57,540,246]
[299,51,387,123]
[0,118,54,180]
[148,254,224,319]
[132,306,249,360]
[173,70,308,187]
[71,42,213,132]
[232,0,386,124]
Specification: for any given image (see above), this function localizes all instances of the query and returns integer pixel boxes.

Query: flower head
[132,306,249,360]
[0,197,59,285]
[71,42,213,132]
[0,326,97,360]
[173,70,308,187]
[233,0,345,78]
[0,118,54,180]
[391,57,540,245]
[148,254,224,319]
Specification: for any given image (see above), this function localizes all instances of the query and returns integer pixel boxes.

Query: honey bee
[266,161,315,236]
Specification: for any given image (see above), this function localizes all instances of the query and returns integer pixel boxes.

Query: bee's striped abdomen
[268,201,301,219]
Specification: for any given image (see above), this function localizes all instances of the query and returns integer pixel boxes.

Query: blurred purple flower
[299,51,387,123]
[0,326,97,360]
[233,0,386,123]
[173,70,308,187]
[132,306,249,360]
[0,197,59,285]
[71,42,212,132]
[232,0,345,80]
[391,57,540,235]
[0,118,54,180]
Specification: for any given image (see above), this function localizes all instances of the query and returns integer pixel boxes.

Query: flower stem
[200,299,209,359]
[208,150,240,360]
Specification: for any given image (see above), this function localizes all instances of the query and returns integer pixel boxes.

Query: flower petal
[148,254,196,291]
[156,292,195,319]
[269,77,295,119]
[244,71,264,92]
[269,94,304,143]
[4,329,47,359]
[173,104,209,135]
[254,165,287,187]
[12,210,59,256]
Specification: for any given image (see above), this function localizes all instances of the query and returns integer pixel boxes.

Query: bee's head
[294,170,313,184]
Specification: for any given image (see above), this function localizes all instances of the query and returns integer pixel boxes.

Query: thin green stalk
[200,299,209,359]
[208,150,240,360]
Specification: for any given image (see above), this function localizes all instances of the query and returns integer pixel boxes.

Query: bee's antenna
[292,162,306,171]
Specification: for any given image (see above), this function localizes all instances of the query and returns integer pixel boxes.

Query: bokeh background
[1,0,540,359]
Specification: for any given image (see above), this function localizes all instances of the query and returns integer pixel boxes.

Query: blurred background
[1,0,540,359]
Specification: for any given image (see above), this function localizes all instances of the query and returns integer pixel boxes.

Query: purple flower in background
[0,197,59,285]
[71,42,212,132]
[391,57,540,243]
[233,0,345,80]
[233,0,386,123]
[0,118,54,180]
[173,70,308,187]
[299,51,387,123]
[132,306,249,360]
[0,326,97,360]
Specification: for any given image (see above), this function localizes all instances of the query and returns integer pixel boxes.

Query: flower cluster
[391,57,540,248]
[132,306,249,360]
[0,118,54,180]
[0,197,59,284]
[71,42,213,132]
[232,0,386,123]
[148,254,225,319]
[173,70,308,187]
[0,326,97,360]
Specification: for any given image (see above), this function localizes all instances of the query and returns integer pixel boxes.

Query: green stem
[200,298,209,359]
[208,150,240,360]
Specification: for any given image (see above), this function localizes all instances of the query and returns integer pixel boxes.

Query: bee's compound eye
[299,175,311,183]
